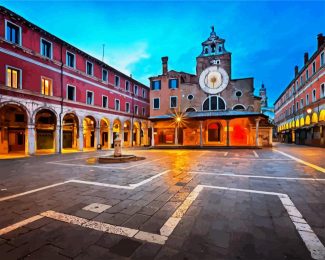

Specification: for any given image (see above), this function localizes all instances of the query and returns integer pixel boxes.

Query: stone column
[78,126,84,151]
[120,128,125,147]
[95,126,100,148]
[151,124,155,147]
[226,119,230,147]
[55,125,61,153]
[255,118,260,147]
[130,123,133,146]
[199,121,203,147]
[175,126,178,145]
[27,124,36,155]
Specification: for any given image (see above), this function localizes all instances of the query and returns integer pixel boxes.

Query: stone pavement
[0,144,324,259]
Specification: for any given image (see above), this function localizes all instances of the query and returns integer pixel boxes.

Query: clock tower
[196,26,231,78]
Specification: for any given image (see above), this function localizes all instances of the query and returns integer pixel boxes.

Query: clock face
[199,66,229,94]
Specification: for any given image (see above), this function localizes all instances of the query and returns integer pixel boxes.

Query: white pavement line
[189,171,325,181]
[161,184,325,260]
[48,157,168,170]
[0,182,67,202]
[160,185,203,236]
[224,152,228,157]
[41,210,167,245]
[48,155,97,163]
[253,150,259,158]
[129,170,171,188]
[0,215,44,236]
[66,180,133,190]
[279,196,325,260]
[273,149,325,173]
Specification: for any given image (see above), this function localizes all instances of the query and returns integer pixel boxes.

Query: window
[41,77,52,96]
[321,83,325,98]
[66,52,75,68]
[86,61,93,76]
[235,91,242,97]
[102,69,108,82]
[295,81,298,91]
[306,70,309,81]
[134,105,138,115]
[6,66,21,89]
[114,75,120,87]
[233,104,245,110]
[40,38,52,59]
[115,99,120,111]
[86,91,94,105]
[306,94,309,105]
[312,61,316,74]
[125,81,130,92]
[321,52,324,67]
[134,85,138,95]
[102,96,108,108]
[169,79,178,89]
[142,89,146,98]
[296,102,299,111]
[152,80,161,90]
[187,94,194,100]
[203,96,226,110]
[142,107,145,116]
[170,96,177,108]
[292,104,294,114]
[125,102,130,113]
[6,21,21,45]
[300,75,303,86]
[300,98,304,108]
[67,85,76,101]
[312,89,316,102]
[153,98,160,109]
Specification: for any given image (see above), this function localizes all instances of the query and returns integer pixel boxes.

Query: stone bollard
[114,138,122,157]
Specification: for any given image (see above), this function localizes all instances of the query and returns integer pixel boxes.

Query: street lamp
[306,108,312,114]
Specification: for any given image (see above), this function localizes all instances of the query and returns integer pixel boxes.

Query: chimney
[161,56,168,75]
[304,52,309,65]
[294,65,298,77]
[317,33,325,49]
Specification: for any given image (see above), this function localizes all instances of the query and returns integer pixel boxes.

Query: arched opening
[0,104,28,154]
[113,119,121,142]
[300,117,305,127]
[233,104,245,110]
[123,120,131,146]
[133,121,141,146]
[305,115,311,125]
[35,109,57,152]
[311,112,318,123]
[185,107,196,112]
[62,113,79,150]
[295,119,300,128]
[207,122,222,142]
[100,118,109,149]
[83,116,96,149]
[202,96,226,111]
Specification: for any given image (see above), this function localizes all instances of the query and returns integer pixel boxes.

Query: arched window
[202,96,226,111]
[233,104,245,110]
[185,107,196,112]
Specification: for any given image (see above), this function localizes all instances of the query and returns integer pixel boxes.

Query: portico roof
[149,111,269,121]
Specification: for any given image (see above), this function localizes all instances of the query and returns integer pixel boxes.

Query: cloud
[106,42,150,77]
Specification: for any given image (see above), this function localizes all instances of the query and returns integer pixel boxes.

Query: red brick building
[0,6,150,156]
[149,27,272,147]
[274,34,325,147]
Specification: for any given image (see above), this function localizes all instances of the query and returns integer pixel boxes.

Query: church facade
[149,27,272,147]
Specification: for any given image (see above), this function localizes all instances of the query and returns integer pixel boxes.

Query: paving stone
[23,244,68,260]
[109,238,142,257]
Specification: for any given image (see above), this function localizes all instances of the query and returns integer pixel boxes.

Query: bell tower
[196,26,231,77]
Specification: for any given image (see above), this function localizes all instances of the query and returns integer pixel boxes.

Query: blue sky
[1,1,324,105]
